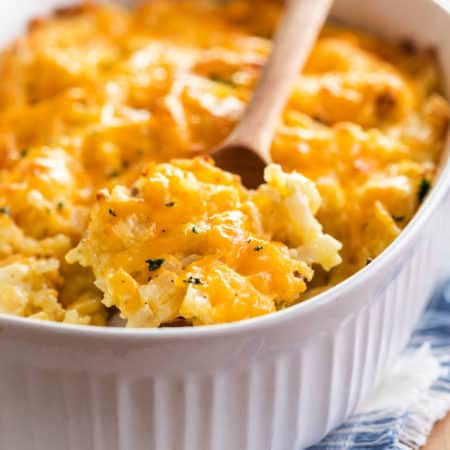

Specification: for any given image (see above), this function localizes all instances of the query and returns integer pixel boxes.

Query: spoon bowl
[212,144,268,189]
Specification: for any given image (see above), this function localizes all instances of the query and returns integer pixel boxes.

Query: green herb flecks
[209,74,236,87]
[146,258,165,272]
[183,276,202,285]
[418,178,431,203]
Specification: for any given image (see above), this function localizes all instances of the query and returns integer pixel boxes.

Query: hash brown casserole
[0,0,448,327]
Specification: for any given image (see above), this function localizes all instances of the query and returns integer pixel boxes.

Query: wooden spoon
[211,0,333,188]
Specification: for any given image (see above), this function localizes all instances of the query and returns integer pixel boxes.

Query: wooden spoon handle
[224,0,332,161]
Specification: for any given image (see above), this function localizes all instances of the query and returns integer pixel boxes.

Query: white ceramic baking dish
[0,1,449,449]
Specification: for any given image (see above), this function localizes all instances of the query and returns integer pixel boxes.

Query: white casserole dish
[0,1,449,449]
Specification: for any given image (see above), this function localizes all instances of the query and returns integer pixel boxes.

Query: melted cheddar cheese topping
[67,159,340,326]
[0,0,447,326]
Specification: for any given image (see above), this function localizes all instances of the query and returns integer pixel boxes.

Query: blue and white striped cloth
[310,281,450,450]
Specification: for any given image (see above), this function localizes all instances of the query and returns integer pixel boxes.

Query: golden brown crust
[27,3,95,32]
[53,3,95,18]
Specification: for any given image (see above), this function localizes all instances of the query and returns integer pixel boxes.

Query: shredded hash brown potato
[67,159,341,326]
[0,0,448,326]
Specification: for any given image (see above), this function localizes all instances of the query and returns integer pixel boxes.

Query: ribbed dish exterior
[0,1,450,449]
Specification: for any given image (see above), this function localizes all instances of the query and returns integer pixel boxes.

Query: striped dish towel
[310,281,450,450]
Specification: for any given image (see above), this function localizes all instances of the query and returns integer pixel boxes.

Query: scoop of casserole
[67,158,341,326]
